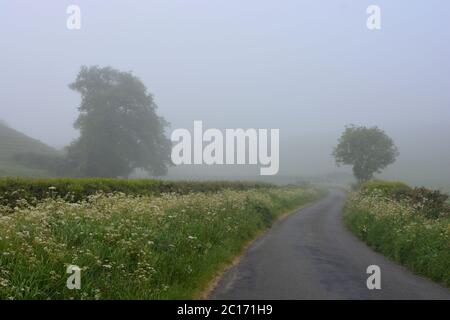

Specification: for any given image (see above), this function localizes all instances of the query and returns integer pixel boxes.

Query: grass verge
[0,186,322,299]
[344,191,450,288]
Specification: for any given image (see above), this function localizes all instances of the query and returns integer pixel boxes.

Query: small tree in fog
[333,125,399,184]
[67,66,171,177]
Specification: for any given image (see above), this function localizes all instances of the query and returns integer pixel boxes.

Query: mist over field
[0,0,449,187]
[1,1,450,302]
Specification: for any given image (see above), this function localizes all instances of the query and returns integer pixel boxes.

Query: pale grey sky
[0,1,449,182]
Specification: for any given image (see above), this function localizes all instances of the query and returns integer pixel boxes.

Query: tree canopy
[67,66,171,177]
[333,125,399,183]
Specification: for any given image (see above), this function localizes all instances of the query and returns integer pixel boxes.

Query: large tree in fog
[333,125,399,184]
[67,66,171,177]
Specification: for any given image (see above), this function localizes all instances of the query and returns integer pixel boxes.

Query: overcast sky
[0,1,449,181]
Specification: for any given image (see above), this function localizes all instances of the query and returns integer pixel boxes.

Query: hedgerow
[0,177,273,208]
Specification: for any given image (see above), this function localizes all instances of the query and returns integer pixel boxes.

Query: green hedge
[360,180,411,197]
[361,180,449,219]
[0,177,273,207]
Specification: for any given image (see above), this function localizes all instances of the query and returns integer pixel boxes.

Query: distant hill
[0,122,60,177]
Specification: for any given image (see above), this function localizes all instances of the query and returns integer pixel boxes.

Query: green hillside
[0,122,59,177]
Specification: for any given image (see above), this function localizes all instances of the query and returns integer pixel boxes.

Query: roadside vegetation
[0,177,273,209]
[0,180,322,299]
[344,180,450,287]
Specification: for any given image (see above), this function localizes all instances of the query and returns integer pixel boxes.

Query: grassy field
[0,181,322,299]
[0,123,59,177]
[344,185,450,288]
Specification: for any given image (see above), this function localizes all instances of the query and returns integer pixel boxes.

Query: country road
[210,189,450,300]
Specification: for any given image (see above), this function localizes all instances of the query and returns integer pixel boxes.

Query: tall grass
[0,186,321,299]
[344,191,450,287]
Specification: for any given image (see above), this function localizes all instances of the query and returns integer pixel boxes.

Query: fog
[1,1,449,186]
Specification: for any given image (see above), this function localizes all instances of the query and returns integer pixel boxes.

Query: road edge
[198,193,328,300]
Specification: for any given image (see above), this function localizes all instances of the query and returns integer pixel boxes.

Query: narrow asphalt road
[210,189,450,300]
